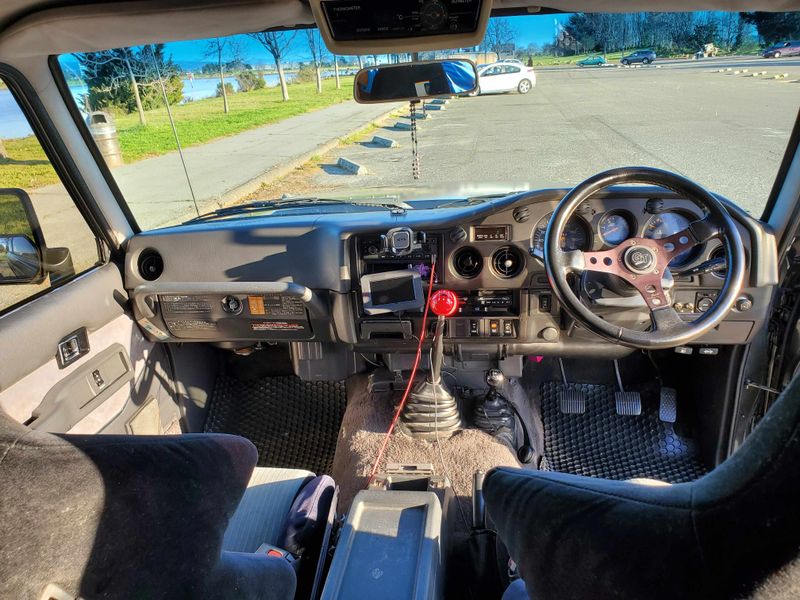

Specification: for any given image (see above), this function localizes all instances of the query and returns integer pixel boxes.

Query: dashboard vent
[491,246,524,279]
[138,249,164,281]
[449,227,467,243]
[512,206,530,223]
[453,247,483,279]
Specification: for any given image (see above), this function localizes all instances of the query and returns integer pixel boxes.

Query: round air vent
[452,247,483,279]
[512,206,530,223]
[138,249,164,281]
[491,246,525,279]
[449,227,468,243]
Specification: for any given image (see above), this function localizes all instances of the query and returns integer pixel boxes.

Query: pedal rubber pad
[615,391,642,416]
[559,389,587,414]
[659,388,678,423]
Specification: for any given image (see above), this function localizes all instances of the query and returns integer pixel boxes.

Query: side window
[0,76,103,313]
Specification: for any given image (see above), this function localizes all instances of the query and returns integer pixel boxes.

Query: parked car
[762,41,800,58]
[476,62,536,94]
[577,55,607,66]
[621,49,656,65]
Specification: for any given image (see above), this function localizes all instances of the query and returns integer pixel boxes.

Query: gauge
[644,212,695,267]
[530,212,590,259]
[598,212,632,246]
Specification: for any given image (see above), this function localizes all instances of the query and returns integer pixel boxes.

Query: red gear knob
[430,289,459,317]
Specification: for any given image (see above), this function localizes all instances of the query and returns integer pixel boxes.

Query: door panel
[0,263,181,435]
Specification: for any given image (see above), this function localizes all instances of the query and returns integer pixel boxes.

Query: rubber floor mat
[539,382,707,483]
[205,376,347,475]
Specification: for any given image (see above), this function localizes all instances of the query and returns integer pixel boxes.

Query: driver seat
[0,407,327,599]
[484,371,800,600]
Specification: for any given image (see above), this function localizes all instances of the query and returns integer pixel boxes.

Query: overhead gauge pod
[309,0,493,54]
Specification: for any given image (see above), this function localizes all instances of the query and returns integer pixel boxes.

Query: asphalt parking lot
[293,56,800,217]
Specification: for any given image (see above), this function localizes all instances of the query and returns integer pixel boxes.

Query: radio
[454,290,518,317]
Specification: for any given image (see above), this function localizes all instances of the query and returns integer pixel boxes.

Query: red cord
[366,260,437,486]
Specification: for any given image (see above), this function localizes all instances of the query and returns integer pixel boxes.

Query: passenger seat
[0,407,334,600]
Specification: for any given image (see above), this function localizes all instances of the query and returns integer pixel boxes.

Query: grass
[529,51,626,66]
[0,193,33,235]
[0,77,355,190]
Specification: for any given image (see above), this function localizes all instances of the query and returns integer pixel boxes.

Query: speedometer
[531,212,590,259]
[598,212,632,246]
[644,212,695,266]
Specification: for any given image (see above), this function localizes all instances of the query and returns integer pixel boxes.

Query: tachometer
[531,212,590,259]
[644,212,695,266]
[598,212,632,246]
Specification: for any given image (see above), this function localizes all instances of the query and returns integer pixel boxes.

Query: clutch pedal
[614,360,642,416]
[558,358,586,414]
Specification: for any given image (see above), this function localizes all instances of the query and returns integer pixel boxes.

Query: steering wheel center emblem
[623,246,657,274]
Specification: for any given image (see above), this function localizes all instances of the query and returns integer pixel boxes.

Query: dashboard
[124,187,778,360]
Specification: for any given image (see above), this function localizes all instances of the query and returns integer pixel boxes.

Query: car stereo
[360,271,424,315]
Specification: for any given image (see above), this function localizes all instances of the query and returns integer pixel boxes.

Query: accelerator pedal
[659,387,678,423]
[558,358,586,414]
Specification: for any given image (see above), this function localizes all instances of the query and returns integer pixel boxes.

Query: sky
[143,14,573,69]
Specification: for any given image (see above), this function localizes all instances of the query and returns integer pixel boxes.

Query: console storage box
[320,490,444,600]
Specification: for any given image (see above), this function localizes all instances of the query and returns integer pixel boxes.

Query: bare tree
[483,18,517,56]
[356,55,364,70]
[333,54,341,89]
[77,48,148,125]
[248,31,296,101]
[306,30,324,94]
[205,38,237,114]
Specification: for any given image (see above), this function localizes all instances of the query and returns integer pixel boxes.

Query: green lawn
[1,77,355,190]
[529,51,626,66]
[0,192,33,235]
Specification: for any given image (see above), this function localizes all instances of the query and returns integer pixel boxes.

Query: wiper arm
[183,197,406,224]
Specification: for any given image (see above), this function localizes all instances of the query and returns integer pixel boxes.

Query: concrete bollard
[394,122,412,130]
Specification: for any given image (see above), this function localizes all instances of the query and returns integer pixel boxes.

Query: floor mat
[539,382,707,483]
[204,375,347,475]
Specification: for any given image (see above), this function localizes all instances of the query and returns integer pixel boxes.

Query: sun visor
[309,0,493,54]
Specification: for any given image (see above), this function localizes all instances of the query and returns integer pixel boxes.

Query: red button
[267,549,283,557]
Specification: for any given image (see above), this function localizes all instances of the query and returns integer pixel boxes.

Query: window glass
[55,12,800,229]
[0,77,102,312]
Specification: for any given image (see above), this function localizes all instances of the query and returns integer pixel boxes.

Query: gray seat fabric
[223,467,314,552]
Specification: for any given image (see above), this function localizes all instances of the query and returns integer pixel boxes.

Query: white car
[476,62,536,95]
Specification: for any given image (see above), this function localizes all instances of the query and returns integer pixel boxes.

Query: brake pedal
[614,360,642,416]
[558,358,586,414]
[659,387,678,423]
[615,391,642,416]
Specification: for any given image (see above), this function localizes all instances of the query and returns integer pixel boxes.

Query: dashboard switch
[489,320,500,336]
[541,327,559,342]
[503,321,514,337]
[539,294,552,313]
[469,320,480,337]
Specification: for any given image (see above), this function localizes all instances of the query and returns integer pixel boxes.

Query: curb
[372,135,398,148]
[337,157,366,175]
[214,104,400,206]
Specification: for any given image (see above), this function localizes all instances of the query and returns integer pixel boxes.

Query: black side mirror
[0,188,73,285]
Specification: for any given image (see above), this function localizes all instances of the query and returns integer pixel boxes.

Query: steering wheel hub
[623,245,658,274]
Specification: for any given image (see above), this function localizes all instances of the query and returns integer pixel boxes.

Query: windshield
[47,11,800,230]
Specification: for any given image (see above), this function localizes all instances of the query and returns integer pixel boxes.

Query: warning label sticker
[250,321,306,332]
[248,296,266,315]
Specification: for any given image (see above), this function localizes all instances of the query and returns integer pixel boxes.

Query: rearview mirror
[354,59,478,104]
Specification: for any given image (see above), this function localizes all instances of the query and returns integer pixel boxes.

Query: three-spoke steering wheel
[544,167,746,349]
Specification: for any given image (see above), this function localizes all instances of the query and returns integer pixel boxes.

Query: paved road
[536,54,800,73]
[305,61,799,217]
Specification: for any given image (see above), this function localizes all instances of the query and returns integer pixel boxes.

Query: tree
[205,38,237,114]
[306,29,324,94]
[741,12,800,45]
[75,45,182,126]
[248,31,297,101]
[482,18,517,56]
[333,54,341,89]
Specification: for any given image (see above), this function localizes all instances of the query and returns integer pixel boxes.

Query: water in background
[1,72,302,139]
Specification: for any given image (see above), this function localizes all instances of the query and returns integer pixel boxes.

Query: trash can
[86,111,123,168]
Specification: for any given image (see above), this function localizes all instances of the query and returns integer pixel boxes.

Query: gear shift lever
[398,289,462,439]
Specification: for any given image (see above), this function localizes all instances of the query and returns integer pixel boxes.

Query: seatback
[484,372,800,600]
[0,408,275,599]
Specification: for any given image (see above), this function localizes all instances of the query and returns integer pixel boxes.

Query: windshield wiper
[183,196,407,224]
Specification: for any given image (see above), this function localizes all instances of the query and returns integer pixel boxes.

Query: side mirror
[0,188,73,285]
[354,59,478,104]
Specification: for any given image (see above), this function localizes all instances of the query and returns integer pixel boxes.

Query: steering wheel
[544,167,746,349]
